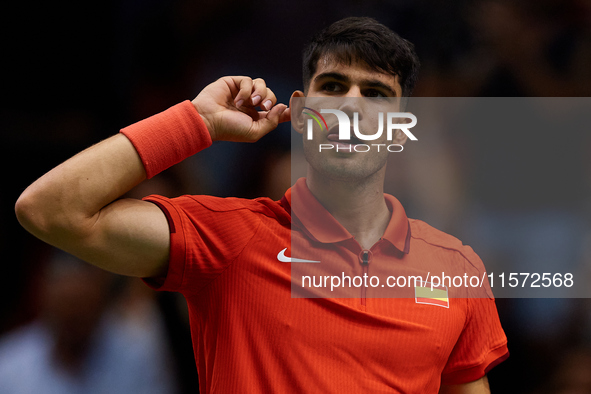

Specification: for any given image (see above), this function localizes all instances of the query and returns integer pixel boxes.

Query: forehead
[311,56,401,94]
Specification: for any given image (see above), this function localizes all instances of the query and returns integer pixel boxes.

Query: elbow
[15,185,71,242]
[16,185,94,247]
[15,186,48,237]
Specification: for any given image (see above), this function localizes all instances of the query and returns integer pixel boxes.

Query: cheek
[357,114,390,142]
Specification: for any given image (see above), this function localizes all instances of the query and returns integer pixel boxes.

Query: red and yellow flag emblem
[415,284,449,308]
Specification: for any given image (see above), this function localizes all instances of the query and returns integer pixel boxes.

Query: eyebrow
[313,72,399,97]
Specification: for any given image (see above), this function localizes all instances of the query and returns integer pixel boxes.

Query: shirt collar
[283,178,410,254]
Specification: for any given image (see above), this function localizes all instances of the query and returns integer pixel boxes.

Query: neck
[306,167,391,249]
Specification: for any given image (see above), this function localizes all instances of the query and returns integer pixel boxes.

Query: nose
[337,99,361,121]
[344,85,363,98]
[338,86,364,120]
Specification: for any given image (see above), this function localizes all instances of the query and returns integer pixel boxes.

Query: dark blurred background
[1,0,591,393]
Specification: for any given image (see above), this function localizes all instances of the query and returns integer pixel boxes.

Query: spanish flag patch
[415,283,449,308]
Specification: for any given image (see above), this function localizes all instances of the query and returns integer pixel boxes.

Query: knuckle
[254,78,267,89]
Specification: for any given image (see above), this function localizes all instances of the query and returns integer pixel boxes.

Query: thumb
[249,104,288,140]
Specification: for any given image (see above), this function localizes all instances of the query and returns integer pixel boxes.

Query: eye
[363,89,386,98]
[322,82,344,93]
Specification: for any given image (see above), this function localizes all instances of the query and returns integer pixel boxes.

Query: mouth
[326,125,363,149]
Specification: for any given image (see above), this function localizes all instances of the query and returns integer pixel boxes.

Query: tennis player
[16,17,508,393]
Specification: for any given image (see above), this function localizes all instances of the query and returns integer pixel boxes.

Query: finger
[279,107,291,123]
[249,104,288,140]
[233,77,254,108]
[250,78,277,110]
[260,87,278,111]
[250,78,268,107]
[252,82,278,111]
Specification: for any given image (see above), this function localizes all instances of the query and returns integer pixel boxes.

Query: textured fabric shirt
[143,178,508,393]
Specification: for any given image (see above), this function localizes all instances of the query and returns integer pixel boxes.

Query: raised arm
[15,76,289,278]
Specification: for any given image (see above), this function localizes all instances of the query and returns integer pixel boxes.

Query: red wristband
[120,100,212,178]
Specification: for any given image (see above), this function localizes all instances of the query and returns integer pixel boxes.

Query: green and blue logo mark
[303,107,328,139]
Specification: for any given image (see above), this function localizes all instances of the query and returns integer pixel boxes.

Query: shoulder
[146,194,290,220]
[409,218,495,299]
[409,218,484,272]
[190,195,290,220]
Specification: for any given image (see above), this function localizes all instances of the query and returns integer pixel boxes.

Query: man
[16,17,508,393]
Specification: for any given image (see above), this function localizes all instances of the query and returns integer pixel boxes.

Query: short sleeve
[440,295,509,384]
[141,194,262,296]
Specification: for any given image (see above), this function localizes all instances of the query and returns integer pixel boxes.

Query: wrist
[120,100,212,178]
[190,99,217,142]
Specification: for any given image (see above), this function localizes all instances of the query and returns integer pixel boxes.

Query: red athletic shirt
[143,178,508,393]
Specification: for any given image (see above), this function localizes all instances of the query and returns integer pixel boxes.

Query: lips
[326,125,363,146]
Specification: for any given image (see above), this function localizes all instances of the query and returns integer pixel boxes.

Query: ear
[392,112,415,145]
[289,90,305,135]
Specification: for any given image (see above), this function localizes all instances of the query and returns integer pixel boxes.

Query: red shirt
[144,178,508,393]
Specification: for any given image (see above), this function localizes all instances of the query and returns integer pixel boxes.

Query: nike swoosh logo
[277,248,321,263]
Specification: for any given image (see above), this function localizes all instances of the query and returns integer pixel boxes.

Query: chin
[306,152,387,183]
